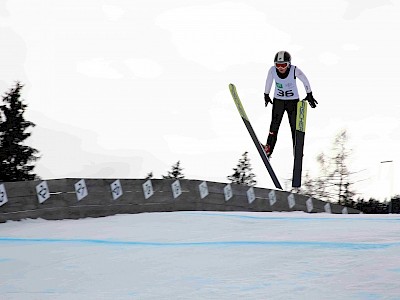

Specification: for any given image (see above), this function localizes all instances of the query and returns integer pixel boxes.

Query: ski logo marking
[296,100,307,132]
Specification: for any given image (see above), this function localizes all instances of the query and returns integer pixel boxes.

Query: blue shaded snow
[183,211,400,222]
[1,237,399,250]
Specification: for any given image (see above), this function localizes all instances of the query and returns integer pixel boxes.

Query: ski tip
[229,83,237,95]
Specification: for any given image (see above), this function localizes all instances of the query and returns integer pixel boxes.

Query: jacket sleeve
[295,67,312,93]
[264,66,275,94]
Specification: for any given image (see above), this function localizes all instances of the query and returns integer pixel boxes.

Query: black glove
[304,92,318,108]
[264,93,273,107]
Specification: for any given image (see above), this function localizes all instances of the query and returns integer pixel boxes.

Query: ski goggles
[275,62,289,68]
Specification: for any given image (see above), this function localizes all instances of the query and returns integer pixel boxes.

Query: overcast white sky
[0,0,399,199]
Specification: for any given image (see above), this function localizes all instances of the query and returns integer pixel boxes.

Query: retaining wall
[0,178,360,222]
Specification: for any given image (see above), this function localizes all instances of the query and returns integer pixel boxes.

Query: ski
[292,100,308,187]
[229,83,283,190]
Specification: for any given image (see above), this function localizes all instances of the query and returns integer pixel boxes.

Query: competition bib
[273,66,299,100]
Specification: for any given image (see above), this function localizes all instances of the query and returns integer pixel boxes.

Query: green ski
[292,100,308,187]
[229,83,282,190]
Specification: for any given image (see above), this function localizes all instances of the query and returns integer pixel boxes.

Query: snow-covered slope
[0,211,399,299]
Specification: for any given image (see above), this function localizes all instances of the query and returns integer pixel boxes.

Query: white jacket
[264,65,312,100]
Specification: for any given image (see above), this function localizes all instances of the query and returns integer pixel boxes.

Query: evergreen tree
[302,130,359,203]
[0,82,39,182]
[227,151,257,186]
[329,130,355,204]
[163,161,185,179]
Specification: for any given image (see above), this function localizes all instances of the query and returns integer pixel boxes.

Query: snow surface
[1,211,400,299]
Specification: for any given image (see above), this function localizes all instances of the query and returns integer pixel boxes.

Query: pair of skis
[229,84,306,189]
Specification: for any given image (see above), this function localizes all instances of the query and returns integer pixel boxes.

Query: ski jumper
[264,65,312,155]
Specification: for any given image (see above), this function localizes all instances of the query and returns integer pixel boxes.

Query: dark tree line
[0,82,39,182]
[341,195,400,214]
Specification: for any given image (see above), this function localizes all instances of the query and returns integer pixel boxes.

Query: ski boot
[263,144,272,158]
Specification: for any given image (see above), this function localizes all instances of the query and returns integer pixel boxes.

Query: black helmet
[274,51,291,64]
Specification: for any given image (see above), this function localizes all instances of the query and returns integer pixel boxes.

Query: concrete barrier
[0,178,360,222]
